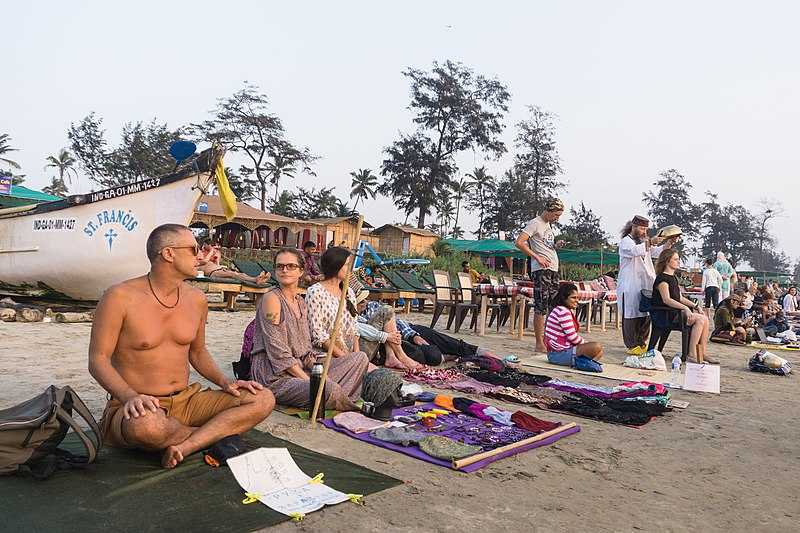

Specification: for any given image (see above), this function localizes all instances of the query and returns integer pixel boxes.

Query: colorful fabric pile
[427,363,673,427]
[322,401,578,472]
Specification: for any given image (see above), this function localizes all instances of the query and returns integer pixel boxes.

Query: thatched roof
[195,195,323,226]
[306,215,374,228]
[371,224,439,238]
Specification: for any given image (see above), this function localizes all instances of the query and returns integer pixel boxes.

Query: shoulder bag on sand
[0,385,101,479]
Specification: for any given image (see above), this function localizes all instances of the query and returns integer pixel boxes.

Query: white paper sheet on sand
[227,448,350,517]
[520,353,671,384]
[683,362,720,394]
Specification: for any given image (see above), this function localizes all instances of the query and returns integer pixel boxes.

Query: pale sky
[4,1,799,264]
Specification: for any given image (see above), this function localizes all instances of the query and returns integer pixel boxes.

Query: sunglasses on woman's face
[275,263,301,272]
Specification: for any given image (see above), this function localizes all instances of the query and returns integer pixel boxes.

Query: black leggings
[409,324,478,359]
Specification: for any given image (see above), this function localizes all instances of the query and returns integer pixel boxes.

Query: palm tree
[0,133,21,170]
[349,168,378,211]
[466,167,495,239]
[450,177,472,238]
[264,155,297,204]
[44,148,78,189]
[434,190,454,237]
[42,177,69,198]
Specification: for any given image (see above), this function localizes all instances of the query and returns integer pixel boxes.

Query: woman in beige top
[305,247,363,356]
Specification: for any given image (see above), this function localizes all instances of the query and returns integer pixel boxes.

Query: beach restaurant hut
[0,184,61,208]
[372,224,438,255]
[307,215,374,249]
[191,195,325,249]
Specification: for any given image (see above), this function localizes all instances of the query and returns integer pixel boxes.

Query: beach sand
[1,307,798,532]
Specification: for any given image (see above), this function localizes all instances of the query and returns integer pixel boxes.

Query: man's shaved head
[146,224,191,263]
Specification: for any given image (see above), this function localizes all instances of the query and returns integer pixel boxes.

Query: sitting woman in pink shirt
[544,283,604,366]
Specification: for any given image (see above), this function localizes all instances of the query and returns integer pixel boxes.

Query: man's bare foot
[162,444,186,469]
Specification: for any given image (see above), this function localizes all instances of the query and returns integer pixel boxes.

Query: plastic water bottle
[309,360,325,419]
[670,354,682,388]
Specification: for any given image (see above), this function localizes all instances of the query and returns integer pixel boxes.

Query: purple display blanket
[322,403,580,472]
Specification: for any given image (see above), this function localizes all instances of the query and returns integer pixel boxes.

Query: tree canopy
[190,83,315,211]
[68,114,182,188]
[380,60,510,228]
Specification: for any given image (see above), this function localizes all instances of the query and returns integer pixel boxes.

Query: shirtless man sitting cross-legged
[89,223,275,468]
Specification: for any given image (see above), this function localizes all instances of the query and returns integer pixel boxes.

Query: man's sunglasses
[164,244,199,255]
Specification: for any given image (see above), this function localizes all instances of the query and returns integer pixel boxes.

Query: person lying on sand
[196,239,271,285]
[88,224,274,469]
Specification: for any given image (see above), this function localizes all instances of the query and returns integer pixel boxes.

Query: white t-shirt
[522,216,558,272]
[702,267,723,290]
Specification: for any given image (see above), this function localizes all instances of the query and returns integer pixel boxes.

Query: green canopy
[441,239,619,265]
[736,271,794,284]
[442,238,523,257]
[557,249,619,266]
[0,184,62,208]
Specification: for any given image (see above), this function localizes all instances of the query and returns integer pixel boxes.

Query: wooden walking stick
[310,215,365,427]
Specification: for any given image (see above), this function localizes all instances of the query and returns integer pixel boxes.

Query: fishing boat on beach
[0,146,223,300]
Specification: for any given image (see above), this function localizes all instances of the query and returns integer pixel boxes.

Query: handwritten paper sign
[227,448,351,517]
[683,362,720,394]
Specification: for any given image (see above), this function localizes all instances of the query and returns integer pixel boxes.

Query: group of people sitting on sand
[89,224,496,468]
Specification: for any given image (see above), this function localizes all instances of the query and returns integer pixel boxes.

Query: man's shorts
[547,346,576,367]
[530,269,560,315]
[99,382,250,448]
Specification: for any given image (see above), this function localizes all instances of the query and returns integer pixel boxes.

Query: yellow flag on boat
[215,159,238,221]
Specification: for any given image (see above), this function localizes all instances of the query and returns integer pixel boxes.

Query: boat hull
[0,175,206,300]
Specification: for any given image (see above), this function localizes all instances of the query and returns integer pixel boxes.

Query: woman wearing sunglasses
[249,247,369,411]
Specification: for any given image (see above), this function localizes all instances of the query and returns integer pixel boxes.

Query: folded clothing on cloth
[418,436,482,460]
[510,411,561,433]
[333,412,390,433]
[370,427,427,447]
[434,394,457,412]
[415,391,437,402]
[482,406,514,426]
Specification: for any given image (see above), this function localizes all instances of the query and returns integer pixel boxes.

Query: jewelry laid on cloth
[147,273,180,309]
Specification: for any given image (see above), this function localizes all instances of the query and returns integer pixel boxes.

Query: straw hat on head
[355,290,370,305]
[656,225,682,239]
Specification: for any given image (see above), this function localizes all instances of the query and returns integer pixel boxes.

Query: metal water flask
[309,361,325,419]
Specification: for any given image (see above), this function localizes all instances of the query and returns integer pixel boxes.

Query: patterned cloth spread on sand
[543,379,667,400]
[487,387,670,426]
[250,289,368,411]
[405,367,670,426]
[463,368,552,388]
[306,283,359,351]
[403,368,503,394]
